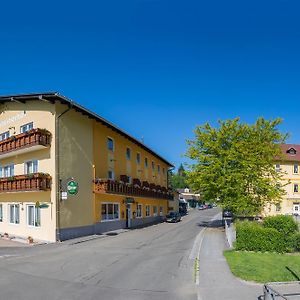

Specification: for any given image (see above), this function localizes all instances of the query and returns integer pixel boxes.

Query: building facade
[0,93,173,242]
[270,144,300,216]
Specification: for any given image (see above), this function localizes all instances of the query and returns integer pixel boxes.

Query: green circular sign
[67,180,78,195]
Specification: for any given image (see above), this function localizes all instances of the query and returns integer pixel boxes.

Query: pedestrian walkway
[198,225,263,300]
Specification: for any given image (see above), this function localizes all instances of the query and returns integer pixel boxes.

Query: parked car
[222,209,233,218]
[166,212,181,223]
[207,204,213,209]
[198,205,205,210]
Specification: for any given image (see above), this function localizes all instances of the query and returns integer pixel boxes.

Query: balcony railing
[94,179,174,200]
[0,173,52,192]
[0,128,51,157]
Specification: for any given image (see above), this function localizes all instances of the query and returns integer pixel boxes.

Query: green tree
[169,164,188,189]
[186,118,288,215]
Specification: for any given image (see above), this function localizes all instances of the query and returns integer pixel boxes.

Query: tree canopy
[169,164,188,189]
[186,118,288,215]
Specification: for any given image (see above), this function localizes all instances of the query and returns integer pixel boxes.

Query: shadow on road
[196,219,224,228]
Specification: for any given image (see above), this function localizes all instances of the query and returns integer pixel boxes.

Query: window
[145,205,150,217]
[145,157,148,168]
[162,168,165,175]
[0,204,3,222]
[294,184,299,193]
[107,137,114,151]
[153,206,158,216]
[287,148,297,155]
[294,165,299,174]
[152,161,155,171]
[25,160,38,174]
[275,204,281,212]
[157,165,160,173]
[126,148,131,160]
[137,204,142,218]
[27,205,41,227]
[127,176,132,184]
[0,164,14,178]
[108,170,114,180]
[136,153,141,164]
[20,122,33,133]
[275,164,281,172]
[160,206,163,216]
[101,203,119,221]
[9,204,19,224]
[0,131,9,141]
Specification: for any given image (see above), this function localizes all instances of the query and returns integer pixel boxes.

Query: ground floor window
[159,206,163,216]
[27,205,41,227]
[101,203,119,221]
[294,184,299,193]
[0,204,2,222]
[275,204,281,212]
[136,204,142,218]
[9,204,20,224]
[145,205,150,217]
[153,206,158,217]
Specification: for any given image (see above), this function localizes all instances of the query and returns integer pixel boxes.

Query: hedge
[263,215,298,235]
[236,221,293,253]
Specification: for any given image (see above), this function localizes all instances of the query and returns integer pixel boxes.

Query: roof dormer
[287,147,297,155]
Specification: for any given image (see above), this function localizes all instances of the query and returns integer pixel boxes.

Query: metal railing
[264,282,300,299]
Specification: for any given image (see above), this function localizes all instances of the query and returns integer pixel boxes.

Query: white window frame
[108,170,115,180]
[127,176,132,184]
[293,164,299,174]
[24,160,38,174]
[126,147,131,160]
[107,137,114,152]
[153,206,158,217]
[27,205,41,227]
[101,202,120,222]
[0,164,14,178]
[136,152,141,164]
[20,122,33,133]
[0,131,9,141]
[294,184,299,193]
[275,164,281,172]
[9,204,20,225]
[136,204,142,218]
[145,205,150,217]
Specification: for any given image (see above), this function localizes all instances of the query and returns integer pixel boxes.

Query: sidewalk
[198,225,263,300]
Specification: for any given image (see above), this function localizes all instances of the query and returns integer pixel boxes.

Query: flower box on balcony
[0,128,51,157]
[0,173,52,193]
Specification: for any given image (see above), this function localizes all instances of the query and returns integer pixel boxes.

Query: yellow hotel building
[0,92,174,242]
[269,144,300,216]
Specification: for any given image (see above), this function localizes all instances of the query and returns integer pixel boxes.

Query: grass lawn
[224,250,300,283]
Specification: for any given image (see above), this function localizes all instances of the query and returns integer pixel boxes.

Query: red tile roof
[278,144,300,162]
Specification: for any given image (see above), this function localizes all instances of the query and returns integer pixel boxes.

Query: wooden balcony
[0,173,52,193]
[0,128,51,159]
[94,179,174,200]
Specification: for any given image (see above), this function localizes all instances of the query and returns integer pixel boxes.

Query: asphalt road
[0,208,219,300]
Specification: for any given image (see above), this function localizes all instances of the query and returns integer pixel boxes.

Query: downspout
[55,104,73,242]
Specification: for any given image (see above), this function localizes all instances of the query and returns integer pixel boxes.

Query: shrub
[292,232,300,252]
[235,221,292,253]
[263,215,298,235]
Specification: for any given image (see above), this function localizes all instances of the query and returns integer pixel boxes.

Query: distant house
[270,144,300,216]
[177,188,200,208]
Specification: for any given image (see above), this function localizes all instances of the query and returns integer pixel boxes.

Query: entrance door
[126,204,132,228]
[293,203,300,215]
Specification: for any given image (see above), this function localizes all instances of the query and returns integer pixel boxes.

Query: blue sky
[0,0,299,169]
